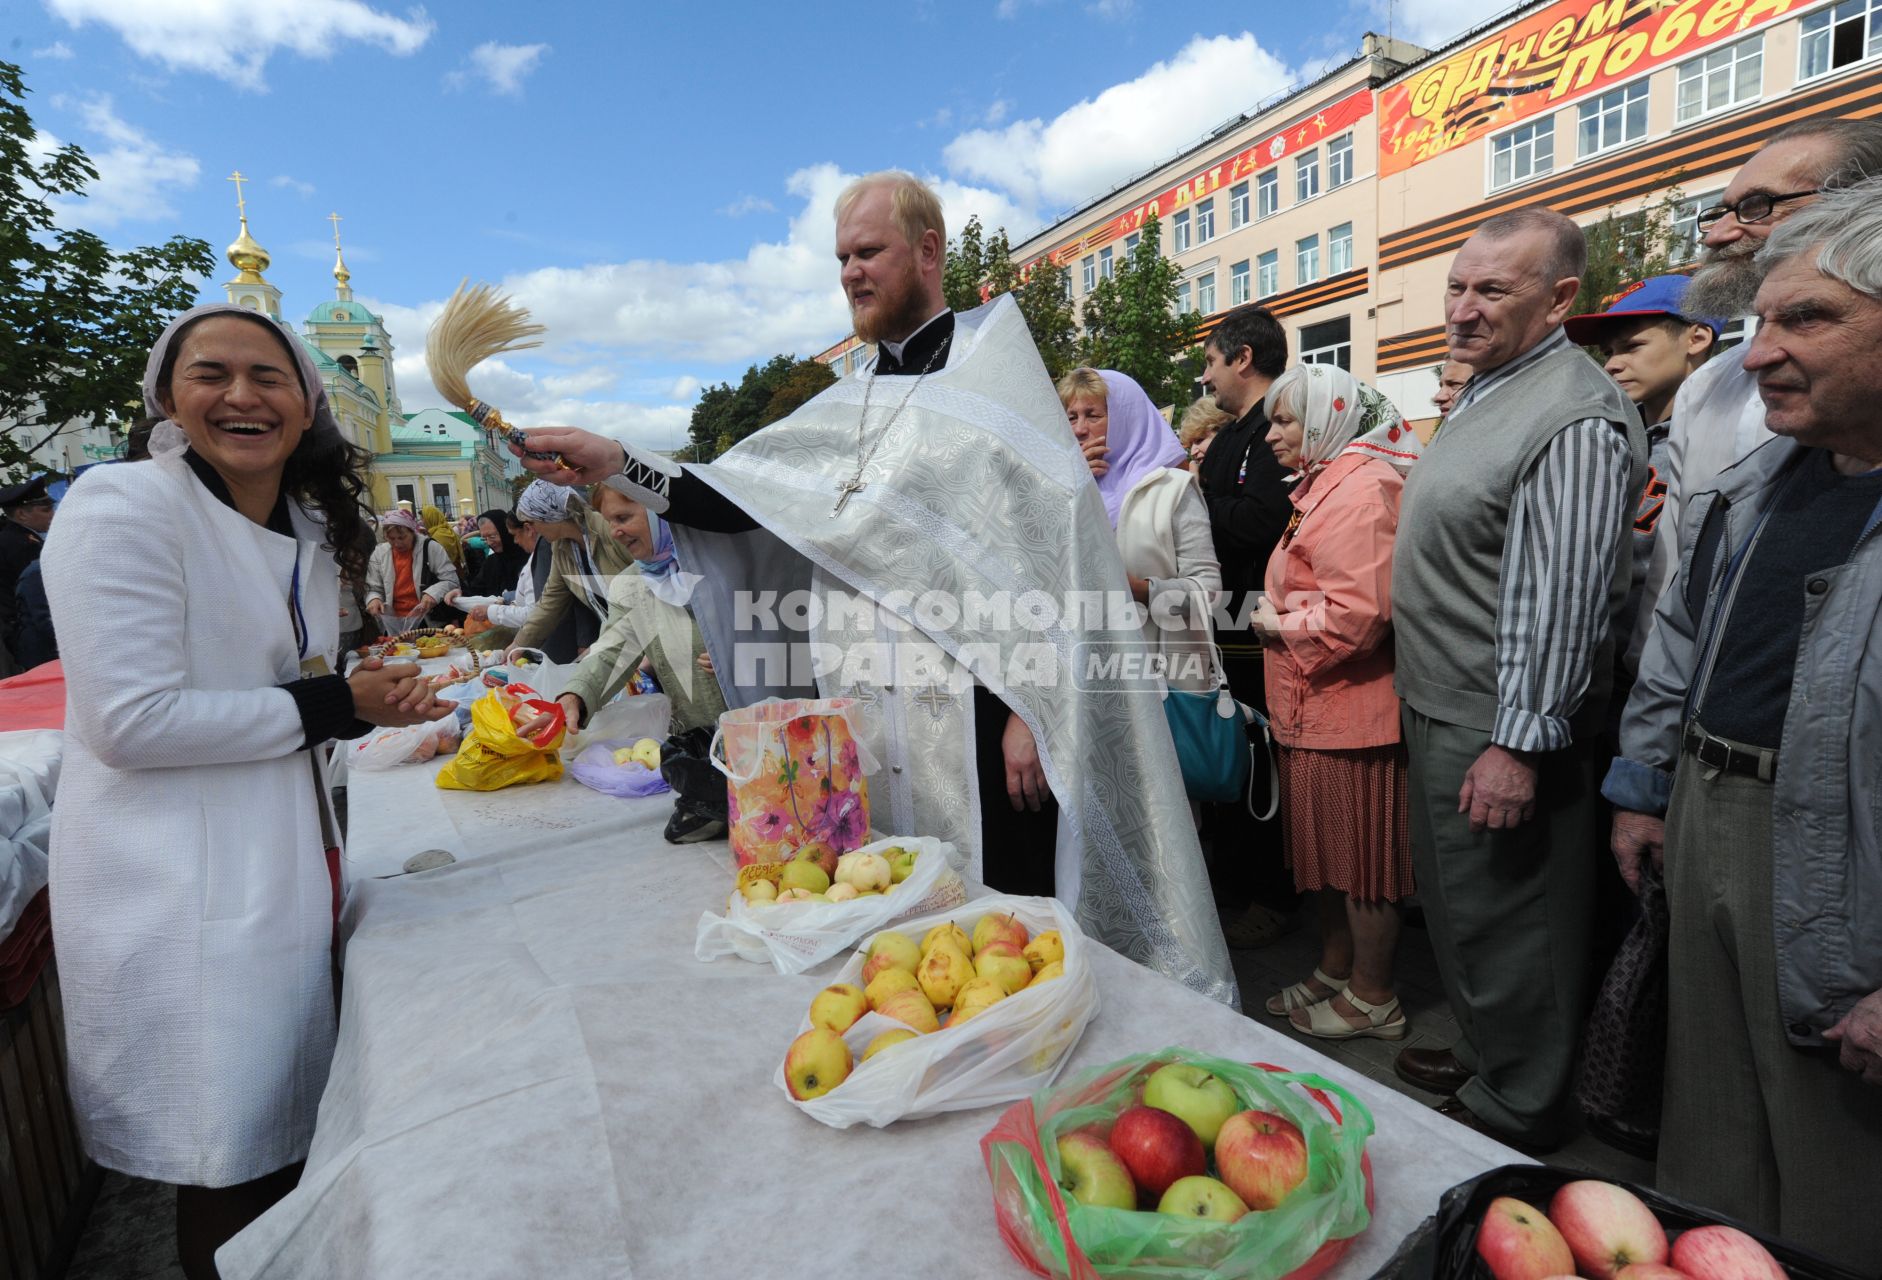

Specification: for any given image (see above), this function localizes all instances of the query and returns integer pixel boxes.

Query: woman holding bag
[1251,363,1420,1040]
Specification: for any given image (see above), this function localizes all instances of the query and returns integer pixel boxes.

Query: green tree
[1571,189,1689,339]
[758,358,836,428]
[1077,213,1201,408]
[0,61,216,482]
[944,214,1077,379]
[1015,256,1077,381]
[682,354,835,462]
[942,214,992,313]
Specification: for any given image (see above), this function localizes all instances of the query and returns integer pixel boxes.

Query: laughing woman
[42,303,451,1278]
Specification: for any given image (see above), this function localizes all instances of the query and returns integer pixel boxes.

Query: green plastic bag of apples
[980,1047,1375,1280]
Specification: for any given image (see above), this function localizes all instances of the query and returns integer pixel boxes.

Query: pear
[865,967,921,1010]
[1029,959,1065,986]
[920,921,973,958]
[807,984,867,1035]
[917,941,974,1009]
[1022,930,1064,973]
[950,976,1008,1026]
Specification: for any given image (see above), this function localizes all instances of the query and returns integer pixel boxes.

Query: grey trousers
[1661,762,1882,1272]
[1403,708,1597,1143]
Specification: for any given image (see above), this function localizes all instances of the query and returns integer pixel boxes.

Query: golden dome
[227,215,270,283]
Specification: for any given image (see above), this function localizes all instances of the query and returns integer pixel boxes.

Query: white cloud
[37,94,200,228]
[271,174,316,196]
[943,33,1296,216]
[983,98,1011,126]
[43,0,434,91]
[1372,0,1521,49]
[718,194,776,217]
[445,41,550,97]
[666,375,703,401]
[33,42,75,59]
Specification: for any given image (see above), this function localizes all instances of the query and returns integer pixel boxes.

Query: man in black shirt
[1195,306,1296,946]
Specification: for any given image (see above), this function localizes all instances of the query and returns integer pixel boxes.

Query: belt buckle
[1693,733,1730,770]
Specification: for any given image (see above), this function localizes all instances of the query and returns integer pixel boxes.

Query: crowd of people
[6,117,1880,1275]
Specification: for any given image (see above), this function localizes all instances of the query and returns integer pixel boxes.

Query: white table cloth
[220,753,1519,1279]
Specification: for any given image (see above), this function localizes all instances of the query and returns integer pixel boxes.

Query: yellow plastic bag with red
[435,686,567,791]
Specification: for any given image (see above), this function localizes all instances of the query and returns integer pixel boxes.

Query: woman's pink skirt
[1277,742,1414,903]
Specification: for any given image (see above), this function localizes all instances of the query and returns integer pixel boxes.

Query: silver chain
[841,340,945,493]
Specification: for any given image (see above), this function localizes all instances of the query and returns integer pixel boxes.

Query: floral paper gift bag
[711,697,873,869]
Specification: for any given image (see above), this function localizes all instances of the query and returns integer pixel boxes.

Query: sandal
[1290,987,1409,1040]
[1264,967,1343,1017]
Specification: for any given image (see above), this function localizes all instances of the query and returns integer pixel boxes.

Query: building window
[1299,316,1352,370]
[1296,234,1321,285]
[1124,232,1140,257]
[1257,169,1279,218]
[1230,259,1251,305]
[1296,148,1320,202]
[395,483,417,508]
[431,482,452,511]
[1196,272,1217,314]
[1195,197,1215,244]
[1176,280,1192,312]
[1490,117,1554,190]
[1257,250,1279,298]
[1326,133,1354,188]
[1801,0,1882,80]
[1677,34,1763,122]
[1082,255,1096,292]
[1100,246,1115,279]
[1577,79,1650,157]
[1173,209,1192,253]
[1671,187,1727,263]
[1328,222,1354,275]
[1229,181,1250,228]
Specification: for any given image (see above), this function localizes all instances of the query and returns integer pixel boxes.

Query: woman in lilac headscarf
[1059,367,1222,767]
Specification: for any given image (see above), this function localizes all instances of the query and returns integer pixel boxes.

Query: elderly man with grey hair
[1605,178,1882,1271]
[1391,206,1647,1150]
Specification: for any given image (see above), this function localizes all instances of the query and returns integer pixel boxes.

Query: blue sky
[8,0,1507,450]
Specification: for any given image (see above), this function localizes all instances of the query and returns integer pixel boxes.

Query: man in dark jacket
[0,476,55,671]
[1196,306,1296,947]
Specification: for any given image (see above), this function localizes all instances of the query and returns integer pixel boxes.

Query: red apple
[1615,1266,1694,1279]
[1212,1110,1309,1211]
[1476,1196,1575,1280]
[1107,1104,1205,1202]
[1549,1180,1670,1279]
[1670,1226,1786,1280]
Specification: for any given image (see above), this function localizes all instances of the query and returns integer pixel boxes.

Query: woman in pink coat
[1250,363,1421,1040]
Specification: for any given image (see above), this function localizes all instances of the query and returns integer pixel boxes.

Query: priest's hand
[1824,989,1882,1086]
[1458,744,1537,834]
[1609,809,1665,895]
[1003,711,1049,812]
[509,427,627,484]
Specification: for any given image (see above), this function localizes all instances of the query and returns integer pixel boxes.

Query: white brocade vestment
[674,297,1238,1006]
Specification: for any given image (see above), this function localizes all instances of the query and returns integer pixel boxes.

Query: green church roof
[308,300,379,325]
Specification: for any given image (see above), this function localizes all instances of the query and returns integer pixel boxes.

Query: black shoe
[1584,1113,1660,1162]
[663,804,726,845]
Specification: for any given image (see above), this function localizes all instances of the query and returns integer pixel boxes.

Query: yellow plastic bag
[435,689,566,791]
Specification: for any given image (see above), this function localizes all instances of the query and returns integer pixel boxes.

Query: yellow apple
[775,887,818,902]
[808,983,868,1035]
[794,839,838,877]
[779,860,830,895]
[920,922,973,958]
[1029,959,1065,986]
[972,911,1029,954]
[627,737,661,769]
[862,932,921,983]
[950,976,1007,1026]
[612,746,637,766]
[824,882,860,903]
[865,967,921,1009]
[834,851,892,892]
[783,1027,851,1100]
[862,1028,918,1061]
[1022,930,1063,973]
[876,988,940,1033]
[975,943,1035,996]
[740,879,778,904]
[917,942,974,1009]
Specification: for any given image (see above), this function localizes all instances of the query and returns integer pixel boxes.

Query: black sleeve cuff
[281,674,364,749]
[668,471,759,533]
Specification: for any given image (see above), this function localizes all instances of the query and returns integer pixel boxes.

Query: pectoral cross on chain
[831,475,865,517]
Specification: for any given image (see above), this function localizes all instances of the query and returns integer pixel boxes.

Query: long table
[218,748,1519,1279]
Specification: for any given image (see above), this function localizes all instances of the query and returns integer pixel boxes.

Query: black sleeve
[667,471,759,533]
[1204,443,1293,568]
[281,674,372,748]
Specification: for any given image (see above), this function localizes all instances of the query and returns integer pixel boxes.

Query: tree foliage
[1572,190,1689,339]
[943,214,1078,380]
[0,61,215,482]
[681,353,834,462]
[1077,214,1201,409]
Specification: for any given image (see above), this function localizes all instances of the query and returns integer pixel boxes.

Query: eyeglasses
[1694,189,1821,230]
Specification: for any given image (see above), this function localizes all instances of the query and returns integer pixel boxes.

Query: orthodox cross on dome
[229,170,248,221]
[329,211,353,300]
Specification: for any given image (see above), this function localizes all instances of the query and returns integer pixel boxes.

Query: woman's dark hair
[124,416,161,461]
[156,312,377,584]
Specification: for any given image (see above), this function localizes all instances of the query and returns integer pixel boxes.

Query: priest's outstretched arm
[508,427,755,533]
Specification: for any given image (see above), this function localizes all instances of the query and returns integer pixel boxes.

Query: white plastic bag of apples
[774,895,1100,1129]
[693,835,969,975]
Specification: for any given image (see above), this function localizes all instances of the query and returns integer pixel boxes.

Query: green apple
[783,1028,851,1100]
[1157,1175,1248,1223]
[1142,1063,1239,1147]
[779,860,830,895]
[1056,1133,1136,1209]
[889,847,918,883]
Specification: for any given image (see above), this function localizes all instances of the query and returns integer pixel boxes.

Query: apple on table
[1157,1174,1249,1223]
[1056,1132,1136,1210]
[1214,1110,1309,1213]
[1107,1104,1205,1202]
[1142,1062,1239,1146]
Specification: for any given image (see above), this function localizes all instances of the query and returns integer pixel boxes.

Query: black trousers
[1207,636,1294,909]
[973,686,1057,897]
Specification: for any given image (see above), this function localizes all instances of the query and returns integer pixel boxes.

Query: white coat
[1115,467,1222,693]
[42,451,339,1187]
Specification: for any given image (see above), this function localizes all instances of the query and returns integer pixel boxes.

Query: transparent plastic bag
[772,895,1098,1128]
[980,1049,1375,1280]
[693,835,968,974]
[568,740,672,798]
[346,719,461,771]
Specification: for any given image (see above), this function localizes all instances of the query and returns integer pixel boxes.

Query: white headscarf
[516,479,578,523]
[1265,364,1420,481]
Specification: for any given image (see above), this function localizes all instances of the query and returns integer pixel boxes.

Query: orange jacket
[1261,452,1404,749]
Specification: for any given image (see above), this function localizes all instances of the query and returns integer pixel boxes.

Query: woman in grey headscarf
[509,479,634,654]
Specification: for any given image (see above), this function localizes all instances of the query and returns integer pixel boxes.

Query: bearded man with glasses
[1628,118,1882,665]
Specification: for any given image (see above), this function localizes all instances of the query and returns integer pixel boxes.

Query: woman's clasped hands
[348,655,455,727]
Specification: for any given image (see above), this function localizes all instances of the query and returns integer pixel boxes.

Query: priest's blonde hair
[835,171,945,251]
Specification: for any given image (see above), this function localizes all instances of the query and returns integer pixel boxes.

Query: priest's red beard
[850,259,931,346]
